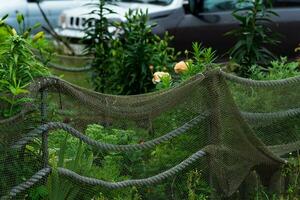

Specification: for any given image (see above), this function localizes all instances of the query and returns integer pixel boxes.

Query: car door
[26,0,89,31]
[271,0,300,57]
[173,0,239,56]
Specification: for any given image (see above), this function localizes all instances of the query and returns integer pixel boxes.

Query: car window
[203,0,251,12]
[273,0,300,7]
[120,0,173,5]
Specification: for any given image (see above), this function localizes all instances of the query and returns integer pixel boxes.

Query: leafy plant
[42,125,146,200]
[181,43,217,80]
[154,72,172,90]
[250,57,300,80]
[296,43,300,62]
[0,15,10,43]
[226,0,280,77]
[0,143,42,198]
[83,0,117,93]
[187,170,211,200]
[0,14,50,118]
[280,154,300,199]
[31,37,55,66]
[116,10,178,95]
[83,1,178,94]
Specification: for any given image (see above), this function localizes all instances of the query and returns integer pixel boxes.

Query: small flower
[139,139,145,144]
[11,28,17,36]
[152,71,170,84]
[174,61,188,74]
[149,65,154,73]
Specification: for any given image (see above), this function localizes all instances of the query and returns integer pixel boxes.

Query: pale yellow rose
[152,71,170,84]
[174,61,188,74]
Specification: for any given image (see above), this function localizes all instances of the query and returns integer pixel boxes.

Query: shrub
[83,0,178,94]
[0,14,50,118]
[250,57,300,80]
[226,0,280,77]
[83,0,116,93]
[113,10,178,94]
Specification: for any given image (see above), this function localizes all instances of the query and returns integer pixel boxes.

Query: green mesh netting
[0,69,299,199]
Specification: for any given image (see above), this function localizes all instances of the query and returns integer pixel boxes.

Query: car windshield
[119,0,173,5]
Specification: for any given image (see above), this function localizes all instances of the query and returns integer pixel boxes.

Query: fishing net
[0,68,299,199]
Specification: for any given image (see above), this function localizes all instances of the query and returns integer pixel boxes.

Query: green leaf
[16,13,24,24]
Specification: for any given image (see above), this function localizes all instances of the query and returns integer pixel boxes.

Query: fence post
[40,89,48,168]
[206,70,222,199]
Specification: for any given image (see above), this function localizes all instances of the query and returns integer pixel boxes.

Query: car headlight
[60,14,67,28]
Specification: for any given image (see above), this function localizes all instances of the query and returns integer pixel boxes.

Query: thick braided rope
[1,150,206,198]
[219,69,300,87]
[268,141,300,157]
[1,168,51,200]
[57,150,206,188]
[33,50,92,72]
[47,62,92,72]
[242,108,300,122]
[50,53,93,60]
[31,48,93,60]
[28,75,205,119]
[12,113,207,151]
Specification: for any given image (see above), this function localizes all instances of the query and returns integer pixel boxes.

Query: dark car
[169,0,300,57]
[55,0,300,57]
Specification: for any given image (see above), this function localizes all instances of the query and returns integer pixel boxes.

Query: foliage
[153,42,217,90]
[0,144,42,197]
[0,15,10,43]
[31,37,55,66]
[280,155,300,199]
[154,72,172,90]
[0,14,50,118]
[296,43,300,62]
[187,170,211,200]
[250,57,300,80]
[181,43,217,80]
[226,0,280,77]
[114,10,178,94]
[83,0,116,93]
[83,0,178,94]
[39,125,146,200]
[33,120,213,200]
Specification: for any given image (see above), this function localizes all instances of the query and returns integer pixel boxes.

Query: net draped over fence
[0,68,299,199]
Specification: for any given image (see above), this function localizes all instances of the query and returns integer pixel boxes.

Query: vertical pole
[206,71,222,199]
[40,89,48,168]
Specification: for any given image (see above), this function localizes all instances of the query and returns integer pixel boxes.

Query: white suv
[0,0,92,31]
[55,0,184,39]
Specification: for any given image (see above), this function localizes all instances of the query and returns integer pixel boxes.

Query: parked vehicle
[56,0,300,57]
[0,0,91,32]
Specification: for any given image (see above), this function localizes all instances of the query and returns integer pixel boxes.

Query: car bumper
[54,27,86,39]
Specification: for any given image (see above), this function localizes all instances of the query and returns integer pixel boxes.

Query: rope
[268,141,300,157]
[32,48,93,60]
[57,150,206,189]
[33,49,92,72]
[242,108,300,122]
[12,113,207,151]
[50,53,93,60]
[1,167,51,199]
[1,150,206,198]
[47,62,92,72]
[219,69,300,87]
